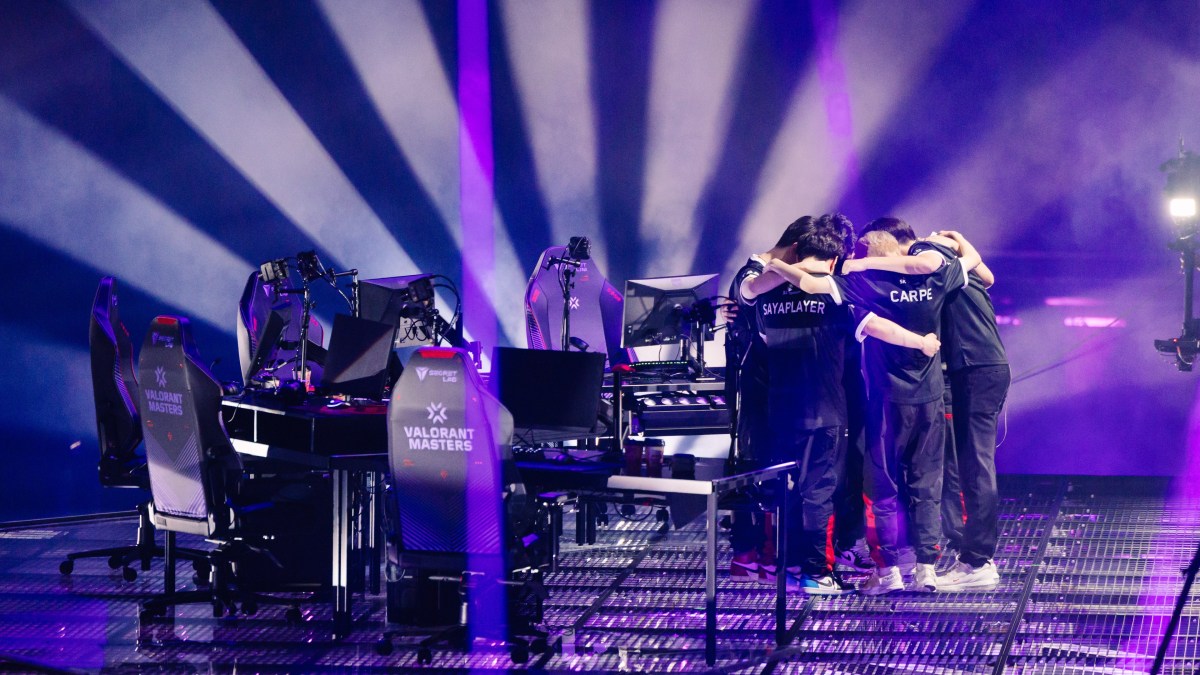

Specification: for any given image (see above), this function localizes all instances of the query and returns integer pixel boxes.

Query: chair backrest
[387,347,515,565]
[236,271,324,386]
[139,315,241,537]
[89,277,143,481]
[524,247,625,367]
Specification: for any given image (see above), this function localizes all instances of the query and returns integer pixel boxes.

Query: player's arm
[973,261,995,288]
[765,258,836,296]
[928,231,993,287]
[937,230,982,273]
[739,268,787,301]
[842,250,943,275]
[861,314,940,357]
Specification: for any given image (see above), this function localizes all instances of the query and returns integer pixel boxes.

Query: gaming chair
[59,277,205,581]
[524,246,625,367]
[376,347,550,664]
[137,315,316,622]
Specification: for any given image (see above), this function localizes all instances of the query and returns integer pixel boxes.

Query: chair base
[375,570,549,664]
[139,536,313,625]
[59,503,210,581]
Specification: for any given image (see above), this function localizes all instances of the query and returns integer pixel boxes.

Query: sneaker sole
[859,585,902,596]
[938,579,999,592]
[907,583,937,593]
[803,587,855,596]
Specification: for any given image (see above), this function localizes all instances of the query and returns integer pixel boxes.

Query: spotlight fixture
[259,258,289,285]
[1154,142,1200,370]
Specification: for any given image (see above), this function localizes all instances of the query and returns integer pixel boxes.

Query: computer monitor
[622,274,720,348]
[358,274,437,347]
[244,309,287,384]
[318,314,397,399]
[488,347,605,444]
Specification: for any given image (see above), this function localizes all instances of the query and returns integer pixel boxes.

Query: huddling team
[725,213,1010,596]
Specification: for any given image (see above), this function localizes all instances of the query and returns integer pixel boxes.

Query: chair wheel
[107,555,123,569]
[374,638,393,656]
[59,560,73,575]
[510,641,530,664]
[417,647,433,664]
[241,600,258,616]
[531,637,548,654]
[285,607,302,625]
[122,567,137,582]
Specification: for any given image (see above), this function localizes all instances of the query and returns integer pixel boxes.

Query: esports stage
[0,245,1197,675]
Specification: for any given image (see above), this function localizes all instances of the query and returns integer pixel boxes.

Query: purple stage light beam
[459,0,497,357]
[811,0,865,222]
[459,0,505,645]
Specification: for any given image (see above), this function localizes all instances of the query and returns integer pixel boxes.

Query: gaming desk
[220,393,794,664]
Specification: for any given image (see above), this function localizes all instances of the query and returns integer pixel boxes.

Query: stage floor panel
[0,475,1197,673]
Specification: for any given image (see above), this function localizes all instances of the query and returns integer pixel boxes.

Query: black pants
[940,377,964,548]
[730,380,770,555]
[865,397,945,566]
[949,364,1010,566]
[832,406,866,550]
[779,425,844,576]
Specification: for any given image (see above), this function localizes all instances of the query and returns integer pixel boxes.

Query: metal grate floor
[0,475,1197,673]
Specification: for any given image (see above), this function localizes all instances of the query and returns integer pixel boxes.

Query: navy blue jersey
[728,256,769,392]
[830,256,967,404]
[909,241,1008,372]
[752,277,872,428]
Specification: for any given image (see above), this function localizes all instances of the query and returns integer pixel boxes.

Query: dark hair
[859,216,916,244]
[775,215,815,248]
[774,214,844,261]
[816,212,856,257]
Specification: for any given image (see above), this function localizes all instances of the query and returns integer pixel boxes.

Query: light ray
[728,0,971,280]
[68,0,421,281]
[498,0,606,271]
[317,0,525,346]
[0,95,249,329]
[639,0,752,277]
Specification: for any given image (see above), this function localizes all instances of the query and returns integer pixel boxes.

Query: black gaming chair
[136,315,313,622]
[524,246,625,366]
[59,277,205,581]
[375,347,550,664]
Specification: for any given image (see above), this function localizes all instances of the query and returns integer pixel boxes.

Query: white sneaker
[907,563,937,592]
[938,560,1000,592]
[859,566,903,596]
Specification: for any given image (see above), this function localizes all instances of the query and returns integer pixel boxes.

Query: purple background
[0,0,1198,519]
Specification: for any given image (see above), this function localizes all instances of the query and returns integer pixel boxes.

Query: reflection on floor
[0,475,1197,673]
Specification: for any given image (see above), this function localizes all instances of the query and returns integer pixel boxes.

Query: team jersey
[909,241,1008,372]
[751,276,873,429]
[728,256,769,395]
[828,254,968,404]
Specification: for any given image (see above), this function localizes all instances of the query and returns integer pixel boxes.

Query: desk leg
[775,473,789,646]
[705,491,717,666]
[367,472,381,595]
[332,468,352,640]
[164,530,176,594]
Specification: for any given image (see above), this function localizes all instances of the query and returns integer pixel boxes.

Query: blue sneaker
[799,572,855,596]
